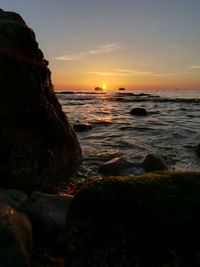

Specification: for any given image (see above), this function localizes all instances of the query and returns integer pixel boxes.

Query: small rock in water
[99,157,133,175]
[73,123,92,132]
[142,153,168,172]
[195,143,200,157]
[130,107,148,116]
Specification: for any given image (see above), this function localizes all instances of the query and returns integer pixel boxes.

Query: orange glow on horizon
[52,73,200,92]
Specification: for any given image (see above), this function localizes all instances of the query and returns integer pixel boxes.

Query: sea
[56,89,200,180]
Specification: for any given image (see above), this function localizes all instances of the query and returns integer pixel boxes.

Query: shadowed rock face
[0,10,82,192]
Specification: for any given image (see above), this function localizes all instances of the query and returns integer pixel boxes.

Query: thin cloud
[115,69,154,76]
[86,72,121,76]
[55,54,83,61]
[189,65,200,69]
[86,69,154,76]
[89,43,121,55]
[153,73,176,77]
[86,69,180,77]
[55,43,122,61]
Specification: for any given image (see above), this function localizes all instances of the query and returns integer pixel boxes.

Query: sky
[1,0,200,91]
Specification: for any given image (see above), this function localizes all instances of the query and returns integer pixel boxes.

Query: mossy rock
[64,172,200,267]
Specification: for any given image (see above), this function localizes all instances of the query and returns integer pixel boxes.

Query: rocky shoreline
[1,9,200,267]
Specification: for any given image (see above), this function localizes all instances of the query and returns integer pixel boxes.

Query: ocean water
[57,89,200,179]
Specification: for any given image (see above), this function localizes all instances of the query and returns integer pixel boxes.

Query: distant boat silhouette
[119,87,125,91]
[95,87,103,91]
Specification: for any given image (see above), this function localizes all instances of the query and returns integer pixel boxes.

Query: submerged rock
[0,203,32,267]
[0,10,81,192]
[130,107,148,116]
[73,123,92,132]
[64,172,200,267]
[142,153,168,172]
[93,119,112,126]
[99,157,133,175]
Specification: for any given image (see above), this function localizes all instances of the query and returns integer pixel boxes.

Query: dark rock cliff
[0,9,82,192]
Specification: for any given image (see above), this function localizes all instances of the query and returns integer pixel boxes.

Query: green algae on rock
[64,172,200,267]
[0,10,81,193]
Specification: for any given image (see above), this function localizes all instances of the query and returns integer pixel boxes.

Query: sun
[102,84,107,90]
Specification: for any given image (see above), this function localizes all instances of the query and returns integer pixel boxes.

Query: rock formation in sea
[0,9,81,192]
[130,107,148,116]
[142,153,168,172]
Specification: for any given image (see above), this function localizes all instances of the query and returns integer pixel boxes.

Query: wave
[108,96,200,104]
[56,91,200,104]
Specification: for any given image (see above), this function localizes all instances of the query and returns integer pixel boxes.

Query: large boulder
[0,10,81,192]
[0,203,32,267]
[64,172,200,267]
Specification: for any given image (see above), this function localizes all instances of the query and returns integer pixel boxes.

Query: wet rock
[0,203,32,267]
[0,10,81,192]
[99,157,133,175]
[74,123,92,132]
[195,143,200,157]
[93,119,112,126]
[142,153,168,172]
[64,172,200,267]
[24,191,72,241]
[0,189,27,210]
[130,107,148,116]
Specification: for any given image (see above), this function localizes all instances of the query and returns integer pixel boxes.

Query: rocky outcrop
[64,172,200,267]
[0,10,81,192]
[130,107,148,116]
[0,203,32,267]
[142,153,168,172]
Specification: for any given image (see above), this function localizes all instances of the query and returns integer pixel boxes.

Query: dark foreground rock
[0,188,27,210]
[24,191,72,244]
[142,153,168,171]
[64,172,200,267]
[0,10,81,192]
[0,203,32,267]
[130,107,148,116]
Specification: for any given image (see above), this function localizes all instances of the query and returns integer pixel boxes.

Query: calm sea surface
[57,89,200,179]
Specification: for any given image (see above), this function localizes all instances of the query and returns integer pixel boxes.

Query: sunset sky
[1,0,200,90]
